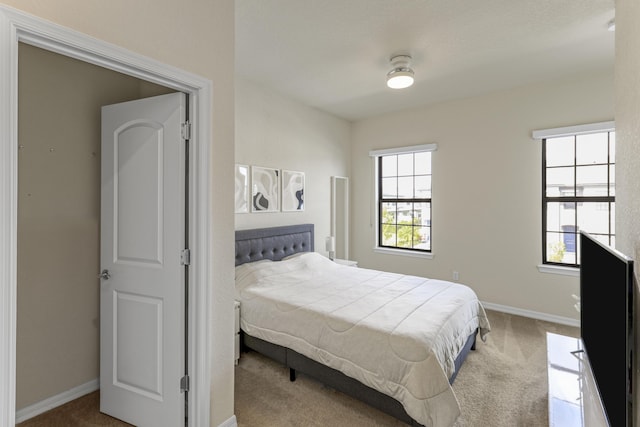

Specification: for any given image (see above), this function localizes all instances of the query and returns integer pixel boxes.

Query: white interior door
[100,92,187,427]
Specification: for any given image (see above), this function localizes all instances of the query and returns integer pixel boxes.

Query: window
[534,122,615,267]
[370,144,436,254]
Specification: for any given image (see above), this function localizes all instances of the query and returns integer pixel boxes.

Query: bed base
[242,329,478,427]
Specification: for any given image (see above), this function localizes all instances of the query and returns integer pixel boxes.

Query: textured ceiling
[235,0,615,121]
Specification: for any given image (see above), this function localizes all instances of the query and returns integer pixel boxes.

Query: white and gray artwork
[251,166,279,212]
[235,164,249,213]
[282,170,304,211]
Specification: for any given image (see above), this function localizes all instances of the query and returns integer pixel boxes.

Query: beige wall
[614,2,640,423]
[235,78,351,248]
[615,0,640,270]
[17,43,173,409]
[3,1,236,425]
[351,70,614,322]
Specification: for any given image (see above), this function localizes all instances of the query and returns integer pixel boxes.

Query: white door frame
[0,6,212,426]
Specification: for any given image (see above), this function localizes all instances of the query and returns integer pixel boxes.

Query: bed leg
[289,368,296,382]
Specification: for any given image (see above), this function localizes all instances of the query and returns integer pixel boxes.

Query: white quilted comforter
[235,252,491,427]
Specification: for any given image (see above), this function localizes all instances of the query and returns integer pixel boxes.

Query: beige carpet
[234,309,580,427]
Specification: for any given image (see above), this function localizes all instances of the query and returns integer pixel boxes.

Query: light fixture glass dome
[386,54,415,89]
[387,68,414,89]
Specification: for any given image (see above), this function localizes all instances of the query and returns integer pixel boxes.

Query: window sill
[374,247,434,259]
[537,264,579,277]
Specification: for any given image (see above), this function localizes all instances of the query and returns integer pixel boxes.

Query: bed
[235,224,491,427]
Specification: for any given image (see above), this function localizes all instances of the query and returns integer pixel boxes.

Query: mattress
[235,252,491,427]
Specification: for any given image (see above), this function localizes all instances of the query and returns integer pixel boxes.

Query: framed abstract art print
[281,170,305,211]
[251,166,279,212]
[234,164,249,213]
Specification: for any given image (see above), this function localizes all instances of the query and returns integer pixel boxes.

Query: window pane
[546,167,574,197]
[546,202,575,233]
[577,202,609,235]
[610,164,615,196]
[546,232,576,263]
[576,165,608,196]
[382,177,397,198]
[610,132,616,160]
[611,202,616,234]
[397,154,413,176]
[397,176,413,198]
[382,156,397,177]
[546,136,574,167]
[563,237,577,264]
[545,232,560,261]
[397,202,412,223]
[396,224,414,248]
[561,225,578,254]
[381,203,397,224]
[414,152,431,175]
[576,133,608,165]
[381,224,397,246]
[415,175,431,198]
[413,202,431,226]
[545,234,561,263]
[417,227,431,250]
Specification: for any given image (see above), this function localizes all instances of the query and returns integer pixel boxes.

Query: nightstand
[234,300,240,365]
[334,258,358,267]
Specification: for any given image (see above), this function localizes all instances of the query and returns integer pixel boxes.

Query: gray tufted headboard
[235,224,314,266]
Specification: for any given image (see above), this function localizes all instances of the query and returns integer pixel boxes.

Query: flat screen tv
[580,231,635,427]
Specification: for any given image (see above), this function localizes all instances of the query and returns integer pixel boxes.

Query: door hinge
[181,121,192,140]
[180,248,191,266]
[180,374,190,393]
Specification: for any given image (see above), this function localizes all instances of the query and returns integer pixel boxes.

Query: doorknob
[98,269,111,280]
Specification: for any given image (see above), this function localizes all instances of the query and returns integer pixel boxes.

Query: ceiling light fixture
[386,54,414,89]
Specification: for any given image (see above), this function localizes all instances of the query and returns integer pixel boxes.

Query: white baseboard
[218,414,238,427]
[482,301,580,328]
[15,378,99,423]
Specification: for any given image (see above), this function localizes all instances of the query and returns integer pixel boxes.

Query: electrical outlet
[453,271,459,281]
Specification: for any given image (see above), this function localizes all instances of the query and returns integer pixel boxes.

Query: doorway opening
[15,42,178,423]
[0,7,212,426]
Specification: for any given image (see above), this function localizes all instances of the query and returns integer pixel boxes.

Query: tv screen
[580,231,634,427]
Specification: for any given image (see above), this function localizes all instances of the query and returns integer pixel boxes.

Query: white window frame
[369,143,437,259]
[532,121,615,277]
